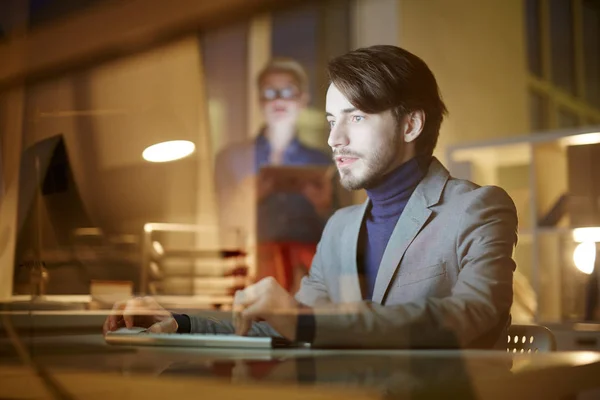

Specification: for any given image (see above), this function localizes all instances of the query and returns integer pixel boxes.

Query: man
[105,45,517,349]
[214,57,333,292]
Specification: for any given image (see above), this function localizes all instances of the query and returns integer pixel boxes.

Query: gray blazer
[189,158,518,349]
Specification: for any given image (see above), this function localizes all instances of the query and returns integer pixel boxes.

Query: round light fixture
[142,140,195,163]
[573,241,596,275]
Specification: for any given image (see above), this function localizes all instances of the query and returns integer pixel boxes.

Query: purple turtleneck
[361,156,430,300]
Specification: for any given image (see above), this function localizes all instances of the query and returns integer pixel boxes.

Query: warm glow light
[152,241,164,256]
[142,140,195,162]
[573,227,600,243]
[572,351,600,365]
[573,241,596,275]
[560,132,600,147]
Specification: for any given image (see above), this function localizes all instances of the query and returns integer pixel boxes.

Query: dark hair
[327,45,447,157]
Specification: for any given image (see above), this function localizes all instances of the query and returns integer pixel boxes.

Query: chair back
[507,324,556,353]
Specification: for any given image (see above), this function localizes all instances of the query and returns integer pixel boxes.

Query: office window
[525,0,542,76]
[525,0,600,132]
[530,90,549,132]
[549,0,576,94]
[270,0,351,149]
[201,22,249,156]
[271,5,320,105]
[271,0,351,110]
[583,0,600,107]
[558,107,580,128]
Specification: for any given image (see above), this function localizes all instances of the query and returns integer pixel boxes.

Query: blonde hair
[257,57,309,93]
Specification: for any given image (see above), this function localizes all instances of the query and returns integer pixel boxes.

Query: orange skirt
[256,242,317,293]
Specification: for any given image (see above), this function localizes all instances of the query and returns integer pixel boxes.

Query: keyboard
[104,328,299,349]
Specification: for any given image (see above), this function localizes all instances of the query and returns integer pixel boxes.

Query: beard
[334,134,400,191]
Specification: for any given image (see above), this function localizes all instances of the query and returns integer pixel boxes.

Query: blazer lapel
[339,200,368,302]
[371,158,449,304]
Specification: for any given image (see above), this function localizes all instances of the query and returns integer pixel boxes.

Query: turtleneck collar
[365,155,431,219]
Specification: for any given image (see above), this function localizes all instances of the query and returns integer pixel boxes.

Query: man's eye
[328,120,336,128]
[351,115,364,123]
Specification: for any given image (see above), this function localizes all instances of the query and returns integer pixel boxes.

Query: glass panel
[271,4,320,105]
[13,37,213,297]
[558,107,580,128]
[3,0,352,302]
[201,22,249,158]
[0,1,26,40]
[565,144,600,322]
[529,90,549,132]
[534,142,600,322]
[28,0,108,28]
[271,0,351,150]
[525,0,543,76]
[583,0,600,107]
[533,141,571,323]
[536,229,595,322]
[550,0,576,94]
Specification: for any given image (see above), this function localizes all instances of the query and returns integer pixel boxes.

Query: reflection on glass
[28,0,107,28]
[525,0,542,76]
[11,37,209,298]
[529,90,548,132]
[573,241,595,275]
[550,0,575,94]
[142,140,196,163]
[558,107,580,129]
[583,0,600,107]
[213,58,333,294]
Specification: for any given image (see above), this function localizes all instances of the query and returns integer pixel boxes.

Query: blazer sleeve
[294,215,335,307]
[187,315,282,337]
[308,186,518,349]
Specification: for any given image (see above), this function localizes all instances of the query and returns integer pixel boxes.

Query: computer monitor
[10,132,161,295]
[12,133,105,295]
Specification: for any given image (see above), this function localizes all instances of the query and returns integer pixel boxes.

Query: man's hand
[233,277,299,340]
[102,296,178,335]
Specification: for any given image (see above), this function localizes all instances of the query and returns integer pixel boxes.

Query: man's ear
[403,110,425,143]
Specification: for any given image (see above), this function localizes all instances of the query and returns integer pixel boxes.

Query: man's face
[259,72,307,126]
[325,84,404,190]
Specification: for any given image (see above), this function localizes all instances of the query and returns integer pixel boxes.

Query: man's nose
[327,124,349,149]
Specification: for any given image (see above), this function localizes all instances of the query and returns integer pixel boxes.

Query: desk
[1,334,600,399]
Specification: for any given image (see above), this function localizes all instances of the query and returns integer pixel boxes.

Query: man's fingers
[103,317,125,335]
[235,313,252,337]
[103,296,167,335]
[106,300,128,331]
[147,317,177,334]
[122,297,152,328]
[102,317,110,335]
[233,284,261,308]
[233,288,261,336]
[232,290,247,334]
[236,302,264,336]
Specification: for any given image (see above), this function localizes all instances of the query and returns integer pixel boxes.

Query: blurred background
[0,0,599,334]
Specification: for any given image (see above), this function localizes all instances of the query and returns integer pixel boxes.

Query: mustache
[332,149,362,160]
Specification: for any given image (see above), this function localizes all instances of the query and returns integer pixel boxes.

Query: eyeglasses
[260,87,300,101]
